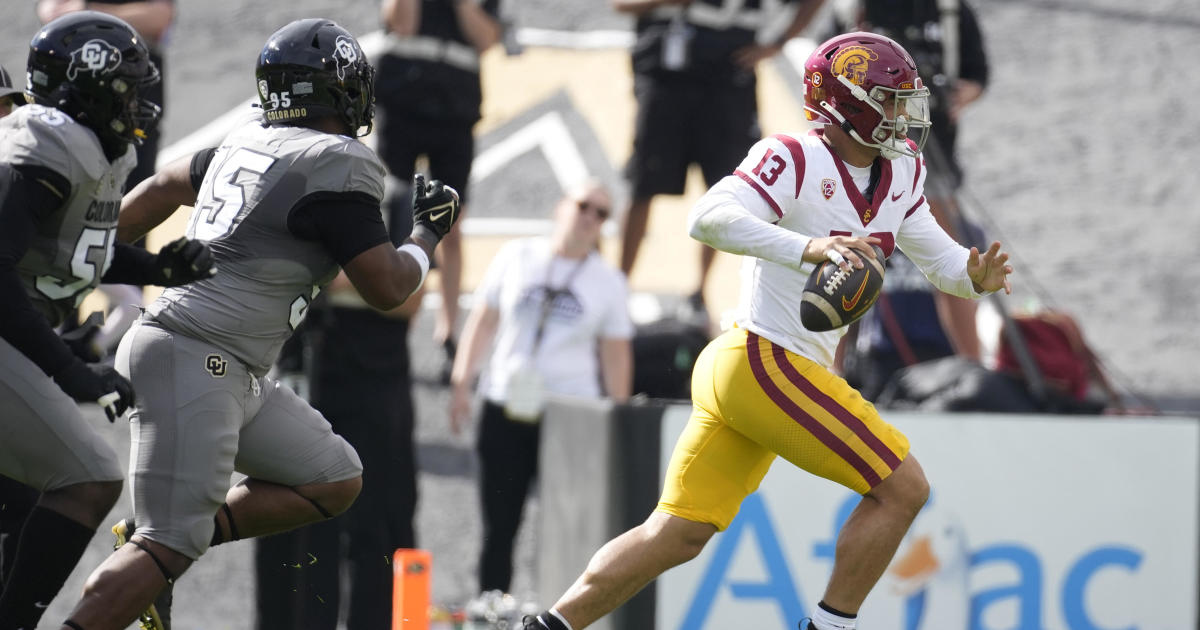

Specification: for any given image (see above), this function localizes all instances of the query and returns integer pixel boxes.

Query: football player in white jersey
[58,19,460,630]
[0,13,216,630]
[522,32,1012,630]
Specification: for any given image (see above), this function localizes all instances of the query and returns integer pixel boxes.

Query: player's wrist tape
[397,243,430,292]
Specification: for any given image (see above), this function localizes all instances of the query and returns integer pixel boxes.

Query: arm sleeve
[100,242,158,285]
[189,146,219,192]
[896,202,983,298]
[0,165,79,375]
[286,191,391,266]
[688,176,812,272]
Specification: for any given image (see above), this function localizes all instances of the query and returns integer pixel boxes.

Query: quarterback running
[522,31,1012,630]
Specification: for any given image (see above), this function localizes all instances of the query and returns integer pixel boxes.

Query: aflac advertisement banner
[655,409,1199,630]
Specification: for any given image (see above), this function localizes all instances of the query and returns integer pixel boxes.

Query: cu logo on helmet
[67,40,122,80]
[333,36,358,81]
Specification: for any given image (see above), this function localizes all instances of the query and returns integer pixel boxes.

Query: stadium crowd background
[2,0,1197,627]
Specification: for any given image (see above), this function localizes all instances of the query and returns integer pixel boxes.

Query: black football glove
[53,359,135,422]
[60,311,105,363]
[151,237,217,287]
[411,174,461,244]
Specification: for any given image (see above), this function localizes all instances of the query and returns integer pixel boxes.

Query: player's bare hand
[967,240,1013,294]
[803,235,882,271]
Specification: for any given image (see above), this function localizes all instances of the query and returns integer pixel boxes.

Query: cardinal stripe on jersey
[905,196,925,218]
[745,332,884,487]
[734,169,783,218]
[770,133,806,198]
[913,155,923,191]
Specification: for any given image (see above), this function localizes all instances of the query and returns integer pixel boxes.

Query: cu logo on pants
[205,354,228,378]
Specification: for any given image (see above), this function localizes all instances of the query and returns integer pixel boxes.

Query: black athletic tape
[221,503,240,542]
[128,538,175,584]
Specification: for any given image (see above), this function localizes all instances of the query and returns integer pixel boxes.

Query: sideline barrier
[539,401,1200,630]
[393,548,432,630]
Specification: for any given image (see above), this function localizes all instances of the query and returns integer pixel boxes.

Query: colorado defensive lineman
[0,13,217,630]
[522,32,1012,630]
[60,19,461,630]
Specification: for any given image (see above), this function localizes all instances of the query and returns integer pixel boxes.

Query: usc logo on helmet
[831,45,879,86]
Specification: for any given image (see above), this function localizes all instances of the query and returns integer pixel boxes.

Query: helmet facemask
[833,74,931,160]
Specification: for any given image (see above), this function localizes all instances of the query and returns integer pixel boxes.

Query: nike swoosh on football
[891,191,903,201]
[841,275,870,311]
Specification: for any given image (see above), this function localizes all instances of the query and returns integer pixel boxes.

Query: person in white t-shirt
[449,181,634,596]
[521,31,1012,630]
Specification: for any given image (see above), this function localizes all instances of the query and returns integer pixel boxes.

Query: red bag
[996,311,1091,400]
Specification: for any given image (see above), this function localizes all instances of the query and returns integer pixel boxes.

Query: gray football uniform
[0,104,135,490]
[121,109,376,558]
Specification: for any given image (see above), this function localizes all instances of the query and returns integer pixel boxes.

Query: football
[800,244,887,332]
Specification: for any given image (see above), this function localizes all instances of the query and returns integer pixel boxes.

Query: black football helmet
[26,11,161,158]
[255,19,375,137]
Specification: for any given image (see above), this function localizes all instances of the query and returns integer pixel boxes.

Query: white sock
[811,603,856,630]
[547,608,575,630]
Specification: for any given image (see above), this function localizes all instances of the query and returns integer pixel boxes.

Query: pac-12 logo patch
[821,178,837,200]
[68,39,122,80]
[205,354,228,378]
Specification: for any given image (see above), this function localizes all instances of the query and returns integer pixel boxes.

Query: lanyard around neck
[531,253,588,354]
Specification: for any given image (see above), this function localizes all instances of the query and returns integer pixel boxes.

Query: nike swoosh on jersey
[891,191,904,201]
[841,275,870,311]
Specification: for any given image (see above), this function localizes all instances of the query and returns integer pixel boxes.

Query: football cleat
[111,519,172,630]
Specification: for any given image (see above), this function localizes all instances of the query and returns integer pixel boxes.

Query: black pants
[476,401,541,593]
[256,308,417,630]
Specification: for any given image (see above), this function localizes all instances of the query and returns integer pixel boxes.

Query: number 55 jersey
[148,107,387,376]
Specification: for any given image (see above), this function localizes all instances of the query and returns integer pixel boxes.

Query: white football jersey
[691,130,981,367]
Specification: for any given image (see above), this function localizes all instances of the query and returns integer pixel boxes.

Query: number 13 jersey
[705,129,980,367]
